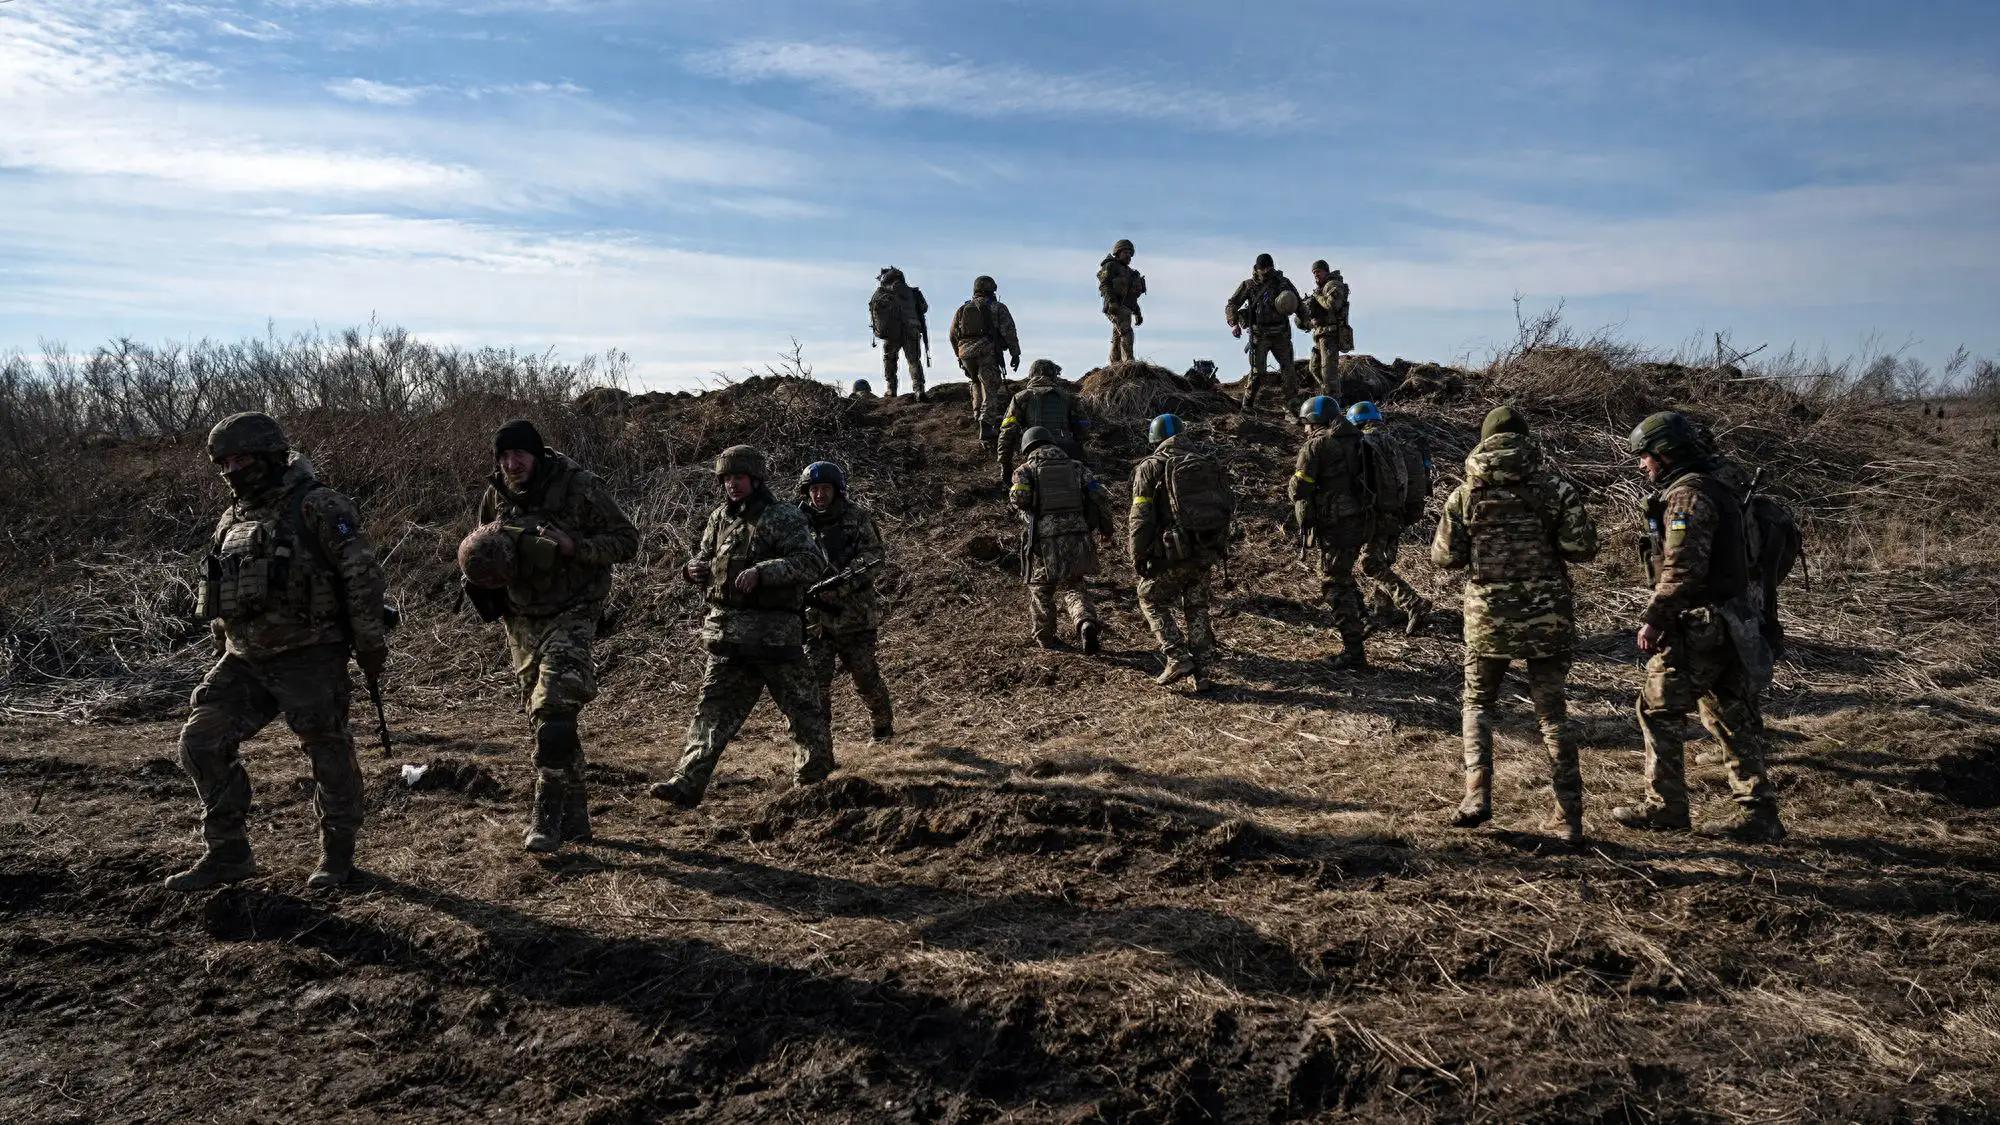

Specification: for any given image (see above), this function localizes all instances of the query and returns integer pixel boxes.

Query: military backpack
[1161,449,1234,561]
[950,298,999,346]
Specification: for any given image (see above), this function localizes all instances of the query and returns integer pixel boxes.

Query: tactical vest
[1034,458,1085,517]
[1466,477,1562,584]
[808,505,858,569]
[1017,386,1072,437]
[1644,472,1748,601]
[1249,278,1289,327]
[707,496,804,612]
[198,481,341,627]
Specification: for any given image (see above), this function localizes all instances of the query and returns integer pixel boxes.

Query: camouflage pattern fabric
[1137,560,1215,663]
[1429,432,1597,658]
[1031,579,1098,645]
[1359,521,1425,620]
[668,654,834,801]
[503,608,599,721]
[1224,271,1302,331]
[809,629,893,733]
[1303,276,1349,396]
[178,642,361,846]
[803,498,887,635]
[1461,653,1582,821]
[1290,422,1369,550]
[1636,610,1777,813]
[1309,335,1341,399]
[1243,329,1296,406]
[476,450,639,618]
[961,347,1009,441]
[998,377,1091,462]
[1315,541,1369,641]
[949,295,1020,437]
[689,488,828,654]
[1012,446,1112,644]
[1106,307,1136,364]
[881,336,923,397]
[1099,254,1143,363]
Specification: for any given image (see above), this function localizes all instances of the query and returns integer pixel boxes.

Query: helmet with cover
[458,521,516,589]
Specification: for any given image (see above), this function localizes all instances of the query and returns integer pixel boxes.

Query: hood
[1464,432,1542,485]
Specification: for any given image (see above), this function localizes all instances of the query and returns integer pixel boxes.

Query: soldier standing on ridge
[1431,406,1598,846]
[1300,260,1351,398]
[997,359,1092,482]
[1129,414,1235,690]
[949,275,1022,450]
[1289,395,1373,670]
[653,445,834,809]
[797,461,894,743]
[1098,238,1146,364]
[1011,426,1115,653]
[1613,412,1788,843]
[464,419,638,853]
[868,267,930,400]
[1225,252,1304,410]
[1348,400,1434,634]
[168,412,389,892]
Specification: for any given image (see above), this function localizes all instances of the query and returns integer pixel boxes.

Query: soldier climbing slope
[1010,426,1115,653]
[949,275,1022,449]
[868,267,930,400]
[797,461,894,743]
[997,359,1092,485]
[1098,238,1146,363]
[1129,414,1235,691]
[1348,400,1434,635]
[1288,396,1373,671]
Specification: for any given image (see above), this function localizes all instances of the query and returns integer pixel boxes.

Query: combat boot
[1447,769,1492,829]
[1404,596,1433,637]
[1698,805,1787,844]
[163,840,258,892]
[1327,634,1369,673]
[1191,665,1214,692]
[648,776,701,810]
[1079,621,1103,655]
[1156,656,1196,686]
[1610,802,1691,832]
[562,765,592,844]
[524,768,567,853]
[306,830,356,890]
[871,720,895,742]
[1543,807,1585,848]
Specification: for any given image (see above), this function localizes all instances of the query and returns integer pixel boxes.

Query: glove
[1133,311,1143,326]
[355,647,388,677]
[1009,354,1020,371]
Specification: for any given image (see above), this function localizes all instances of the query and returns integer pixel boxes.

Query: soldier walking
[1129,414,1235,690]
[797,461,894,742]
[1098,238,1146,363]
[1431,406,1598,845]
[868,267,930,400]
[462,419,638,853]
[168,412,389,891]
[1010,427,1115,653]
[1613,412,1788,843]
[1300,260,1351,398]
[1349,400,1434,634]
[1225,252,1303,410]
[1289,396,1373,670]
[948,275,1022,449]
[653,446,834,809]
[997,359,1093,482]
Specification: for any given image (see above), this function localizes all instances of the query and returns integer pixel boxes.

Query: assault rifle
[919,313,932,368]
[804,556,882,614]
[1019,511,1038,587]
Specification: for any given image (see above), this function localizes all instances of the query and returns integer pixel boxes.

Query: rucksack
[1360,430,1411,519]
[1163,449,1234,536]
[950,299,996,345]
[1739,475,1805,655]
[869,288,899,339]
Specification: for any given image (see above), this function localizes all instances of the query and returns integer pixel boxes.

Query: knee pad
[534,716,581,770]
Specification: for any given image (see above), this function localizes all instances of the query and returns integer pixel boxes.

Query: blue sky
[4,0,1996,388]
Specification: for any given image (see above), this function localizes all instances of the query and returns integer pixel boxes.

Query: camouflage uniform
[1356,420,1430,626]
[1431,429,1598,833]
[803,495,894,738]
[997,362,1092,469]
[1128,434,1231,676]
[949,284,1021,444]
[177,421,387,890]
[1290,416,1371,659]
[1098,242,1145,363]
[1225,266,1302,408]
[1302,273,1350,398]
[664,472,833,804]
[869,269,928,397]
[1011,442,1115,647]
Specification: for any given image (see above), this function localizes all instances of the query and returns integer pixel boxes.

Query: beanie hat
[495,418,545,457]
[1480,405,1530,440]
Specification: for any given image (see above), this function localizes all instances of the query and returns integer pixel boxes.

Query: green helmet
[1626,411,1700,458]
[1020,426,1057,454]
[457,522,516,589]
[1027,358,1061,382]
[206,412,289,460]
[714,444,768,480]
[973,275,998,296]
[1113,238,1135,255]
[1148,414,1183,444]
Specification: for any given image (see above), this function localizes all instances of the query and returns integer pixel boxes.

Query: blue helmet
[1299,396,1342,426]
[797,460,845,494]
[1346,400,1382,426]
[1148,413,1183,444]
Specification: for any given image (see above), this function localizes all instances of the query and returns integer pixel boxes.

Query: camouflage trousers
[1637,613,1777,814]
[1309,331,1342,398]
[961,357,1007,442]
[809,628,893,733]
[1030,577,1098,645]
[1106,308,1135,364]
[1359,521,1424,621]
[670,653,834,800]
[1314,540,1369,642]
[178,642,361,846]
[504,606,598,753]
[1242,328,1296,407]
[1461,653,1582,819]
[1137,559,1215,663]
[881,336,923,396]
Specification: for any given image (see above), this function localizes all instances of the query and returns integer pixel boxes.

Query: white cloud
[692,40,1299,130]
[327,77,434,104]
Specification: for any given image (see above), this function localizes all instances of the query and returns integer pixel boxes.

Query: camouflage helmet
[714,444,768,480]
[1311,258,1330,273]
[206,412,289,460]
[1020,426,1057,454]
[1026,358,1061,382]
[457,522,516,589]
[1274,289,1300,315]
[1626,411,1701,458]
[1113,238,1135,255]
[797,460,845,494]
[973,275,998,296]
[1254,252,1275,270]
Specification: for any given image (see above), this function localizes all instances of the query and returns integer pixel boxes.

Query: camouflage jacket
[1640,462,1770,682]
[802,497,885,636]
[1302,277,1350,336]
[998,377,1091,458]
[1431,433,1597,658]
[949,296,1020,362]
[203,456,388,661]
[1097,256,1146,315]
[477,451,638,618]
[1224,271,1302,331]
[1010,446,1113,582]
[1290,421,1369,548]
[690,486,827,656]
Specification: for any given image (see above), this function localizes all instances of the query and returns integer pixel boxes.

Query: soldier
[997,359,1092,482]
[1010,426,1115,652]
[1300,260,1351,398]
[1613,412,1788,842]
[1098,238,1147,363]
[465,419,638,853]
[1224,252,1303,410]
[948,275,1022,449]
[168,412,389,891]
[652,445,833,809]
[1129,414,1235,690]
[1289,396,1372,670]
[1431,406,1598,845]
[1348,400,1434,634]
[797,461,894,742]
[868,267,930,400]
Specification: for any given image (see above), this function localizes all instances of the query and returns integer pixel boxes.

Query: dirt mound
[1078,361,1237,427]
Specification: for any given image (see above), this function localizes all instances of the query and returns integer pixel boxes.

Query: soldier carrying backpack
[1129,414,1236,690]
[869,267,930,400]
[948,275,1021,448]
[1348,401,1434,634]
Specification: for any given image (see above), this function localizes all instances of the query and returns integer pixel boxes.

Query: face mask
[221,458,270,498]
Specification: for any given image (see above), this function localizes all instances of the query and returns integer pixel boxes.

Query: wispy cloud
[328,76,591,104]
[691,40,1298,130]
[327,76,432,104]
